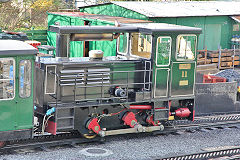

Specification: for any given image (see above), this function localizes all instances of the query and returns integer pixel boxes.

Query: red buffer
[172,108,191,118]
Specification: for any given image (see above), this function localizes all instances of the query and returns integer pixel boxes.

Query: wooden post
[218,46,222,69]
[204,47,207,65]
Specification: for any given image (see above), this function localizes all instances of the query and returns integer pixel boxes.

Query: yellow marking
[179,80,188,86]
[179,64,191,70]
[168,116,174,120]
[182,71,188,78]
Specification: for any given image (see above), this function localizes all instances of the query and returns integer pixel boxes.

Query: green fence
[23,30,47,45]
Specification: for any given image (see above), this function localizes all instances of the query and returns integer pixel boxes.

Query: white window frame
[176,34,197,61]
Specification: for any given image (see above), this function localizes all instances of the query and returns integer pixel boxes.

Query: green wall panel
[176,17,205,50]
[70,18,85,57]
[79,4,148,20]
[150,17,177,25]
[205,23,221,50]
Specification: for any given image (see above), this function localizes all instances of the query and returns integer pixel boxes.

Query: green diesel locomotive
[0,23,201,144]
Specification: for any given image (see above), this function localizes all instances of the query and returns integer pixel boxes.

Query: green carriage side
[0,40,37,142]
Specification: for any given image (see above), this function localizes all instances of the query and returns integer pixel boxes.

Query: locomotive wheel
[0,141,5,148]
[82,133,97,139]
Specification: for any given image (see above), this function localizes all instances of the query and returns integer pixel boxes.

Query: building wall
[79,4,235,51]
[151,16,233,50]
[79,4,147,20]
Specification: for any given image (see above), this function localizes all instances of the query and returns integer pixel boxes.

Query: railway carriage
[0,23,201,144]
[0,40,37,146]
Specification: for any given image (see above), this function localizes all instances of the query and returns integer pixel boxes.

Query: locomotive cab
[34,24,201,137]
[0,40,37,143]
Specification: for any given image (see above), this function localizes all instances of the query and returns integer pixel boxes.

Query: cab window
[117,33,129,55]
[156,37,171,66]
[19,60,32,98]
[131,33,152,59]
[0,58,15,100]
[176,35,197,60]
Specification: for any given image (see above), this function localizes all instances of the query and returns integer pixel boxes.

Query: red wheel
[0,141,5,148]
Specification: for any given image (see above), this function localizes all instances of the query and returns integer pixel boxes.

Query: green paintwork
[152,32,198,99]
[170,62,195,96]
[79,3,237,50]
[79,4,147,20]
[0,55,35,131]
[154,69,169,97]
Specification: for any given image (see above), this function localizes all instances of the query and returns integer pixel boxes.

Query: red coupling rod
[129,105,152,110]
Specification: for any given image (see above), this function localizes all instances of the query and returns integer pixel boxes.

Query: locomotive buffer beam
[99,125,164,137]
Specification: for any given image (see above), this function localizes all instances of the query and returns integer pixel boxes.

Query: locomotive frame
[0,23,201,142]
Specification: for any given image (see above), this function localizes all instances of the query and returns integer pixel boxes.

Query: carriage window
[131,33,152,59]
[117,33,128,54]
[156,37,171,66]
[0,58,15,100]
[176,35,197,60]
[19,60,32,98]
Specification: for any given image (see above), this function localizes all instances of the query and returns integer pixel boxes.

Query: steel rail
[159,146,240,160]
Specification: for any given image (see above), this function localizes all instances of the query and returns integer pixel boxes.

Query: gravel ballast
[1,128,240,160]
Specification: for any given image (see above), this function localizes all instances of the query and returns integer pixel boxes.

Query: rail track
[1,113,240,158]
[160,146,240,160]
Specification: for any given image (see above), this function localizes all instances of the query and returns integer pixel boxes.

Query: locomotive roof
[123,23,202,34]
[49,25,139,34]
[0,40,37,55]
[49,23,202,34]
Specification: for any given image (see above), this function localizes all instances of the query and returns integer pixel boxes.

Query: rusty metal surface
[49,12,151,24]
[231,16,240,23]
